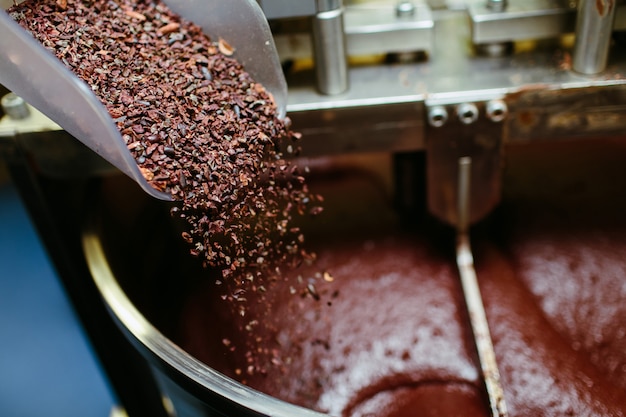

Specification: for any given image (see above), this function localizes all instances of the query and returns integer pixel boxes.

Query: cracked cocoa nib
[10,0,323,278]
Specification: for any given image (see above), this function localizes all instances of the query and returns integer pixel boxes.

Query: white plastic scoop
[0,0,287,200]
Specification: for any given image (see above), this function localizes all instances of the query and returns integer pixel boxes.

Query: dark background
[0,178,115,417]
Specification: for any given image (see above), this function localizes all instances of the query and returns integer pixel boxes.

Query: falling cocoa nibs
[9,0,323,283]
[10,0,329,379]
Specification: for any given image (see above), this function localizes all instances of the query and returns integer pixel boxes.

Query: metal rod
[456,157,508,417]
[457,156,472,233]
[572,0,617,74]
[312,0,349,95]
[486,0,507,13]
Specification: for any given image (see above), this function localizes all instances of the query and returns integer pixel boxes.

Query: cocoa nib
[10,0,322,278]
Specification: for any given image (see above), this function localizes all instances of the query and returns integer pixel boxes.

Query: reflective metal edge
[82,215,328,417]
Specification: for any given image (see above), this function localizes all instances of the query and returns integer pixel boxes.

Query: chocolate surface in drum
[476,138,626,417]
[180,140,626,417]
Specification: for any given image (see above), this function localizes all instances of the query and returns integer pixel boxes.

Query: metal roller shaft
[456,157,509,417]
[573,0,617,74]
[312,0,348,95]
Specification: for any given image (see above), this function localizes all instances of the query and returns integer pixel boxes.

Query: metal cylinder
[427,105,449,127]
[396,1,416,18]
[1,93,30,120]
[312,0,349,95]
[485,99,508,123]
[456,102,479,125]
[316,0,341,12]
[486,0,507,13]
[572,0,616,74]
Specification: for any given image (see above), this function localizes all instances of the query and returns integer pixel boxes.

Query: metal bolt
[486,0,507,12]
[1,93,30,120]
[457,103,479,125]
[396,1,416,18]
[478,41,511,58]
[316,0,342,13]
[427,105,448,128]
[486,100,508,122]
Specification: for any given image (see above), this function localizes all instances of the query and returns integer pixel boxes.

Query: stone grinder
[2,1,626,416]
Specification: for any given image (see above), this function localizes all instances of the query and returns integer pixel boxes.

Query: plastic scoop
[0,0,287,200]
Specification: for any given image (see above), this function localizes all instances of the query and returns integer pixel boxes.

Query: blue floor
[0,183,115,417]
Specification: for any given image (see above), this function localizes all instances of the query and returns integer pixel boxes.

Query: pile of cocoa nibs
[9,0,322,280]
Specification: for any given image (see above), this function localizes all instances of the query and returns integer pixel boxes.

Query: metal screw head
[486,99,508,122]
[396,1,416,18]
[477,41,511,58]
[427,105,449,127]
[486,0,507,12]
[316,0,342,13]
[456,103,479,125]
[1,93,30,120]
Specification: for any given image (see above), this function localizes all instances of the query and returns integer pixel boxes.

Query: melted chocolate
[180,141,626,416]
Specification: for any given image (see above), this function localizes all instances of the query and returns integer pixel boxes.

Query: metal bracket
[272,1,434,61]
[425,98,507,226]
[469,0,626,46]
